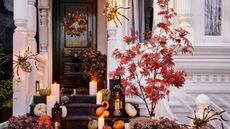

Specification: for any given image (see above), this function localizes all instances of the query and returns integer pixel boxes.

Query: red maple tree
[109,0,193,117]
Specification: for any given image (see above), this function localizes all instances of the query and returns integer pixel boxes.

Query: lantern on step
[52,102,62,128]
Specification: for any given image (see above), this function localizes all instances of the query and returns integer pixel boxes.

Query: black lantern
[52,102,62,128]
[109,79,125,117]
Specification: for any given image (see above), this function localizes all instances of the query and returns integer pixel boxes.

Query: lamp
[103,0,129,27]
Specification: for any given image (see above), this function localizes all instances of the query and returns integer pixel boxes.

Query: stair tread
[63,115,98,120]
[65,103,101,108]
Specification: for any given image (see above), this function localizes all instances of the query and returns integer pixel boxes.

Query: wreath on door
[63,10,87,37]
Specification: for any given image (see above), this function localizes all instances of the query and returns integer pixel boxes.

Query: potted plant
[0,56,13,123]
[109,0,193,117]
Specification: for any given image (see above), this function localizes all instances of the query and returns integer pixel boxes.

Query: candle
[54,121,60,129]
[51,83,60,103]
[47,95,56,116]
[98,117,104,129]
[89,80,97,96]
[96,92,102,105]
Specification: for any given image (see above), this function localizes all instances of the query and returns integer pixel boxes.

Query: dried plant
[13,47,38,80]
[188,106,228,129]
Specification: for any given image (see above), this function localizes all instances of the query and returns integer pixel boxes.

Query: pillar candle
[51,83,60,103]
[98,117,104,129]
[89,80,97,96]
[47,95,56,117]
[96,92,102,105]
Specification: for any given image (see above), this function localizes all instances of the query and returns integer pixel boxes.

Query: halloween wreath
[63,10,87,36]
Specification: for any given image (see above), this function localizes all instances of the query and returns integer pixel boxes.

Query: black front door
[53,0,97,94]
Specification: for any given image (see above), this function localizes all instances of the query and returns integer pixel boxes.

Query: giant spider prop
[188,106,228,129]
[103,1,129,27]
[13,47,38,80]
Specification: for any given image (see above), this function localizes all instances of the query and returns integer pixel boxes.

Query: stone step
[68,95,96,104]
[66,103,100,116]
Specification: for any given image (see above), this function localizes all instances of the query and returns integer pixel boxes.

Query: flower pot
[0,107,12,122]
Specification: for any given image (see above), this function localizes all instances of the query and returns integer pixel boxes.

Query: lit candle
[47,95,56,116]
[89,80,97,96]
[96,92,102,105]
[51,83,60,103]
[98,117,104,129]
[54,121,60,129]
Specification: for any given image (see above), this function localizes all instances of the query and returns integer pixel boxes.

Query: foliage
[7,115,54,129]
[80,49,107,80]
[7,115,39,129]
[0,55,13,109]
[188,106,228,129]
[0,79,13,109]
[109,0,193,117]
[129,117,188,129]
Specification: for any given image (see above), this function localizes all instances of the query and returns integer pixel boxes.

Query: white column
[13,0,29,115]
[107,0,126,88]
[38,0,50,88]
[27,0,37,110]
[176,0,194,43]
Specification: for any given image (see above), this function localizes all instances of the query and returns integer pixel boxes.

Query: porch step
[68,95,96,104]
[66,103,100,116]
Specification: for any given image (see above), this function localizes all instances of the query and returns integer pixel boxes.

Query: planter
[0,107,12,122]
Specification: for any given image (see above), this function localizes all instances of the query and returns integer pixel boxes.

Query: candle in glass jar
[89,80,97,96]
[96,92,102,105]
[47,95,56,116]
[51,83,60,103]
[98,117,104,129]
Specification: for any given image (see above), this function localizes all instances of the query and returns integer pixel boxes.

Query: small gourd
[125,103,137,117]
[113,120,125,129]
[96,107,105,116]
[102,101,109,110]
[34,103,47,117]
[101,110,110,118]
[88,120,98,129]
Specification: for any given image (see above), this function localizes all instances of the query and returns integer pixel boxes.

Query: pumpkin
[88,120,98,129]
[38,115,52,128]
[113,120,125,129]
[125,103,137,117]
[101,110,110,118]
[34,103,47,116]
[96,107,106,116]
[60,105,67,118]
[102,101,109,110]
[103,125,112,129]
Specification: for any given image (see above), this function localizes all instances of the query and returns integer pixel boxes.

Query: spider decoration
[13,47,38,80]
[103,1,129,27]
[187,106,228,129]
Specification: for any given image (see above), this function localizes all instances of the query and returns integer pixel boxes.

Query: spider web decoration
[103,0,129,27]
[63,10,87,37]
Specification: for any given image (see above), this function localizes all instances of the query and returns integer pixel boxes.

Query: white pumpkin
[34,103,47,117]
[60,105,67,118]
[125,103,137,117]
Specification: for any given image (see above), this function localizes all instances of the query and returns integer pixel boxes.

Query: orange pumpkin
[113,120,125,129]
[101,110,110,118]
[96,107,106,116]
[103,125,112,129]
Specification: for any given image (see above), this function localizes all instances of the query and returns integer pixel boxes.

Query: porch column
[27,0,37,106]
[106,0,126,88]
[38,0,49,88]
[176,0,194,42]
[13,0,29,115]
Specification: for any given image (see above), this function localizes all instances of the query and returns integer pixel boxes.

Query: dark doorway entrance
[53,0,97,94]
